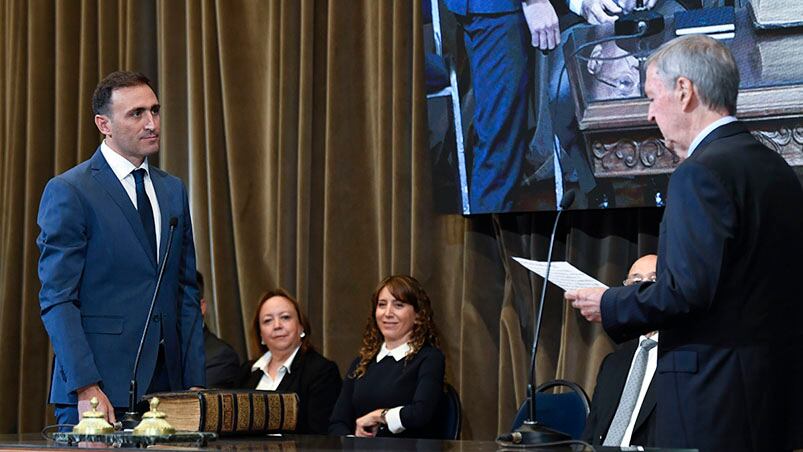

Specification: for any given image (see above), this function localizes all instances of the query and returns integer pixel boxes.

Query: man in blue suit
[566,36,803,451]
[444,0,560,212]
[37,71,205,426]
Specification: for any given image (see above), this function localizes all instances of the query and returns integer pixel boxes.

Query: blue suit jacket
[37,149,206,407]
[600,122,803,451]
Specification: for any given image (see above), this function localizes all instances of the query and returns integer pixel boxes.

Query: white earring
[300,332,306,338]
[260,339,265,345]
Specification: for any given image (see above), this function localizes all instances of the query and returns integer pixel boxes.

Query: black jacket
[240,348,341,435]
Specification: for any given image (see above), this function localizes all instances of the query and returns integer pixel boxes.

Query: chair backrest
[510,379,590,440]
[436,382,462,440]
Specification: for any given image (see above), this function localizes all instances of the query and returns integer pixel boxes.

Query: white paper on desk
[512,256,608,291]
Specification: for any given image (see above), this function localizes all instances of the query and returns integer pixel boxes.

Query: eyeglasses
[623,273,656,286]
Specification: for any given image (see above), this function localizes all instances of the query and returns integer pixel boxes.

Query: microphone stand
[497,192,575,447]
[120,218,178,430]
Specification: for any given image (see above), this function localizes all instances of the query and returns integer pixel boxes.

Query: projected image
[423,1,803,214]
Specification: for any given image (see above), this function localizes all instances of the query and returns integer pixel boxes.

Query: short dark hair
[92,71,153,115]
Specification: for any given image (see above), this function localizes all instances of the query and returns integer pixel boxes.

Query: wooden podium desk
[0,433,497,451]
[564,7,803,187]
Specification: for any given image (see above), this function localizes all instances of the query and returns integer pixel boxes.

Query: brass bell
[132,397,175,436]
[72,397,114,434]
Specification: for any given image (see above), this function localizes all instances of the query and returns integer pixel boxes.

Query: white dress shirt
[100,141,162,256]
[620,332,659,446]
[252,345,301,391]
[376,342,412,434]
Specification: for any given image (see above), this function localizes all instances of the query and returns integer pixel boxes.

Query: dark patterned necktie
[132,169,157,259]
[603,337,658,446]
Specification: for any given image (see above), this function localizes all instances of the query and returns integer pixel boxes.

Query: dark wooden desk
[0,433,702,451]
[0,433,503,451]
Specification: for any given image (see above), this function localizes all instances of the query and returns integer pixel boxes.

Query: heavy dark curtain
[0,0,660,439]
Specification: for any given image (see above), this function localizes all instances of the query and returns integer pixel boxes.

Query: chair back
[511,379,590,439]
[436,383,462,439]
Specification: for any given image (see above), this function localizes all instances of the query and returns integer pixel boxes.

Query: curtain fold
[0,0,662,439]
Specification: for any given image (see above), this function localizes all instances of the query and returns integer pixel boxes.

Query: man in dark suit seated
[583,254,658,447]
[197,271,241,389]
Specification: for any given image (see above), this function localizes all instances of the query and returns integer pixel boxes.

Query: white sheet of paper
[512,256,608,291]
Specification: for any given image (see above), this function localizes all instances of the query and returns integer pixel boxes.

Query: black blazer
[601,122,803,451]
[240,348,341,435]
[582,339,656,447]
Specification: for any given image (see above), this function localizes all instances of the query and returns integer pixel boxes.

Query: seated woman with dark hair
[329,275,446,438]
[239,289,341,435]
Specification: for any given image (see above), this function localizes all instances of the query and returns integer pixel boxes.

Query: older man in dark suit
[566,35,803,451]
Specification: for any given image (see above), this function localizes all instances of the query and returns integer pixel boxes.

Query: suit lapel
[276,352,303,392]
[688,121,746,161]
[149,168,172,266]
[247,369,263,389]
[89,149,157,268]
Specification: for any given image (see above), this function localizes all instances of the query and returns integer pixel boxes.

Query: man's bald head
[625,254,657,286]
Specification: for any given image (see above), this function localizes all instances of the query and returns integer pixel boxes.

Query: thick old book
[142,390,299,435]
[748,0,803,29]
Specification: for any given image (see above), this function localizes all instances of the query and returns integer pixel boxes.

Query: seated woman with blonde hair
[239,289,341,434]
[328,275,446,438]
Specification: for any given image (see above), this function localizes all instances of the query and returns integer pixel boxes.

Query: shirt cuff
[385,406,405,434]
[569,0,583,16]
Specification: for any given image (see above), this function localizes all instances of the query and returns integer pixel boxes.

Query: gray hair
[645,35,739,115]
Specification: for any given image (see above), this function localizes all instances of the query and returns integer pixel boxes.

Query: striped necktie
[603,337,658,446]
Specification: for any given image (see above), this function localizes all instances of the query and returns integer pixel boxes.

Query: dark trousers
[457,10,531,212]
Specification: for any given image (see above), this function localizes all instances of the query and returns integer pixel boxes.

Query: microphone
[497,191,575,447]
[121,217,179,430]
[615,0,664,37]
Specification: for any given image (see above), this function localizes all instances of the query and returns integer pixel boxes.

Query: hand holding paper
[564,287,606,323]
[512,256,607,323]
[512,257,607,291]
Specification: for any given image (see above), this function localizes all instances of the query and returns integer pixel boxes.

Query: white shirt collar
[251,345,301,374]
[686,115,737,158]
[642,331,659,343]
[100,140,150,180]
[376,342,411,362]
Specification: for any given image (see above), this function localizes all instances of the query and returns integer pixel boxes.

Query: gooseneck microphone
[121,217,178,430]
[497,191,575,447]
